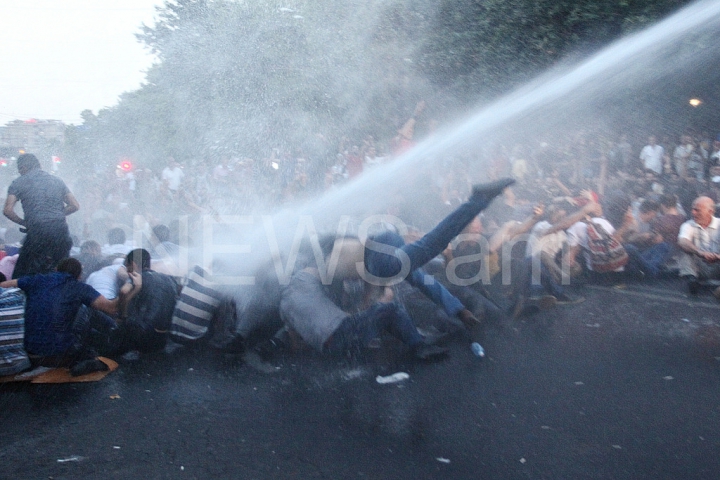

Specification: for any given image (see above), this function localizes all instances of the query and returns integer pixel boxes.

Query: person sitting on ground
[0,258,141,376]
[565,193,639,284]
[0,271,31,376]
[677,196,720,297]
[105,249,179,355]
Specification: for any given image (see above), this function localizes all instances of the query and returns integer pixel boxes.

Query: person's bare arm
[0,279,19,288]
[64,192,80,216]
[3,195,24,226]
[543,202,601,236]
[678,238,718,262]
[92,271,143,318]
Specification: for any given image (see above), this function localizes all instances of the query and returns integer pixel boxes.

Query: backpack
[585,220,628,272]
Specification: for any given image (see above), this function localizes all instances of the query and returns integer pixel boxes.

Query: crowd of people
[1,116,720,377]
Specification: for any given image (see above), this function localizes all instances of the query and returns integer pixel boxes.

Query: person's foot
[457,308,481,328]
[70,358,109,377]
[555,293,586,305]
[685,275,700,295]
[413,344,449,361]
[529,295,557,310]
[470,178,516,205]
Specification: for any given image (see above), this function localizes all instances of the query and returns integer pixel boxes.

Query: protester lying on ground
[322,179,515,344]
[677,196,720,298]
[0,258,142,376]
[278,265,448,360]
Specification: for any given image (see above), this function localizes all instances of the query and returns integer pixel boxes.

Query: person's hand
[128,271,142,289]
[413,100,426,117]
[532,203,544,218]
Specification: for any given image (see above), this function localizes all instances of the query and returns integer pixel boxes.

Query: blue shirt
[18,272,100,356]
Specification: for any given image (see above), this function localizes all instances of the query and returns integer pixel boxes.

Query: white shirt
[567,218,621,271]
[86,264,125,300]
[526,220,567,258]
[678,217,720,254]
[639,145,664,174]
[162,166,185,191]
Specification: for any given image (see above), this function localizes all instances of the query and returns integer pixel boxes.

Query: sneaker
[70,358,109,377]
[687,276,700,295]
[470,178,516,205]
[555,293,585,305]
[412,344,449,361]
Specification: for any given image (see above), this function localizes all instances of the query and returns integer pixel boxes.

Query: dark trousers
[324,302,424,355]
[13,222,72,279]
[365,197,492,316]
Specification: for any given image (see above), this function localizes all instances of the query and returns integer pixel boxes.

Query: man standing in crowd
[3,153,80,278]
[639,135,664,175]
[161,156,185,198]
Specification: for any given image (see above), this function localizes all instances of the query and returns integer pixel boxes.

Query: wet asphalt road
[1,279,719,479]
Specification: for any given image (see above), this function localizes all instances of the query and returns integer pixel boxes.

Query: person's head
[124,248,151,272]
[80,240,102,257]
[16,153,41,175]
[638,199,660,223]
[603,192,632,228]
[691,196,715,228]
[107,227,126,246]
[659,193,678,212]
[57,258,82,280]
[152,225,170,243]
[648,136,657,146]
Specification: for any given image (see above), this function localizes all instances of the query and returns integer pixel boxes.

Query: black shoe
[686,276,700,295]
[253,338,286,361]
[70,358,109,377]
[413,344,449,361]
[470,178,516,205]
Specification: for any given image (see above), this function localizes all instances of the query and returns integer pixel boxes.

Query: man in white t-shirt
[677,196,720,295]
[639,136,664,174]
[161,157,185,194]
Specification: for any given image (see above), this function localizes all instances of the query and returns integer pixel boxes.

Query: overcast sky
[0,0,164,125]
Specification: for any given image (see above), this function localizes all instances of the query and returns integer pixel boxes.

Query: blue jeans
[625,243,670,277]
[324,302,424,355]
[365,197,490,316]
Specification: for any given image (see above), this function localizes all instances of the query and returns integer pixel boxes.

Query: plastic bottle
[376,372,410,384]
[471,342,485,358]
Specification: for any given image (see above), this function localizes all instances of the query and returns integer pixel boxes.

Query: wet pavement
[1,279,719,479]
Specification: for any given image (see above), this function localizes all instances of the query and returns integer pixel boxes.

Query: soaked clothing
[280,270,347,351]
[111,270,178,353]
[280,269,424,353]
[8,170,73,278]
[18,272,100,357]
